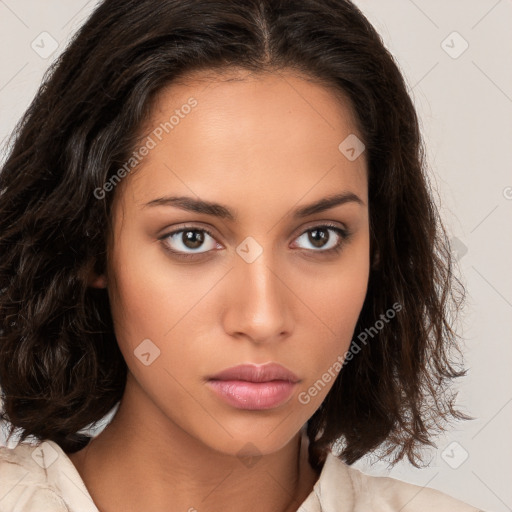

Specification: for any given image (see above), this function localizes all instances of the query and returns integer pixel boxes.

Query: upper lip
[207,363,300,383]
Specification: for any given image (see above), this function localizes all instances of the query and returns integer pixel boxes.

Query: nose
[222,252,294,344]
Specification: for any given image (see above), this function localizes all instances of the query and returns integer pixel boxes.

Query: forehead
[116,68,367,217]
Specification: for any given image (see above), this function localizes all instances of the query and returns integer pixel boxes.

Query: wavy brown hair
[0,0,469,472]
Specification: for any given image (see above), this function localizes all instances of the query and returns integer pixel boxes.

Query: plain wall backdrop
[0,1,511,511]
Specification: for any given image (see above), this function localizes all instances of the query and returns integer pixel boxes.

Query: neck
[68,375,320,512]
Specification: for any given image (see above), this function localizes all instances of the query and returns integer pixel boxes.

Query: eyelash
[159,223,350,260]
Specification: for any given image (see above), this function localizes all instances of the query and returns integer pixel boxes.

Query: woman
[0,0,484,510]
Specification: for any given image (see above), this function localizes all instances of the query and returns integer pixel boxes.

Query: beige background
[0,1,511,510]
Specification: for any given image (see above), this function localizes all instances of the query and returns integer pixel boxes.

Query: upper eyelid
[162,221,347,238]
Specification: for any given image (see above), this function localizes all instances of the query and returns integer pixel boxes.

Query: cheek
[106,233,171,358]
[314,272,368,360]
[107,231,193,335]
[302,231,369,335]
[296,237,369,405]
[106,234,227,381]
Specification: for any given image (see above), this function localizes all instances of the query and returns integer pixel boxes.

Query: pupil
[183,230,204,249]
[309,228,328,248]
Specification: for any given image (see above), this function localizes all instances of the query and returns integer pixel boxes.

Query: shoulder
[309,451,484,512]
[0,441,69,511]
[0,440,98,512]
[345,464,481,511]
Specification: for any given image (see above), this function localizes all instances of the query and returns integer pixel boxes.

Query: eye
[292,224,349,254]
[159,223,349,260]
[160,226,220,259]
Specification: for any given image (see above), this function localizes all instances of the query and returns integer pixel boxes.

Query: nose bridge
[225,241,292,342]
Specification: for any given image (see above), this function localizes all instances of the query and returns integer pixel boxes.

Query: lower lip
[206,380,297,410]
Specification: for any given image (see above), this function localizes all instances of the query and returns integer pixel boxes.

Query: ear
[371,246,380,271]
[88,271,107,289]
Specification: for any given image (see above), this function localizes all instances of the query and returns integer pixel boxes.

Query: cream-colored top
[0,439,484,511]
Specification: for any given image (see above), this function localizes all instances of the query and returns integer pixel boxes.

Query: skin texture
[69,69,370,512]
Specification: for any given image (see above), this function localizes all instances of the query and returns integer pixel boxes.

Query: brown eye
[293,225,348,253]
[181,230,206,249]
[161,227,219,258]
[307,227,330,248]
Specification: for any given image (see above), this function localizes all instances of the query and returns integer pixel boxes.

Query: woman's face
[104,69,369,457]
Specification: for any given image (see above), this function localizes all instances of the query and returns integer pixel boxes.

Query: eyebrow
[142,191,364,221]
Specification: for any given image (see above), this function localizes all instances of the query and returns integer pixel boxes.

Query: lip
[206,363,300,410]
[207,363,300,383]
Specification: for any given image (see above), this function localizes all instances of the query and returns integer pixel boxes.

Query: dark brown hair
[0,0,469,472]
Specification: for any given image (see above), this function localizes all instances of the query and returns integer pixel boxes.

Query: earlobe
[88,273,107,289]
[371,247,380,270]
[83,258,108,288]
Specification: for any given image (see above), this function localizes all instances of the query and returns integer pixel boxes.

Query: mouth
[205,362,300,410]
